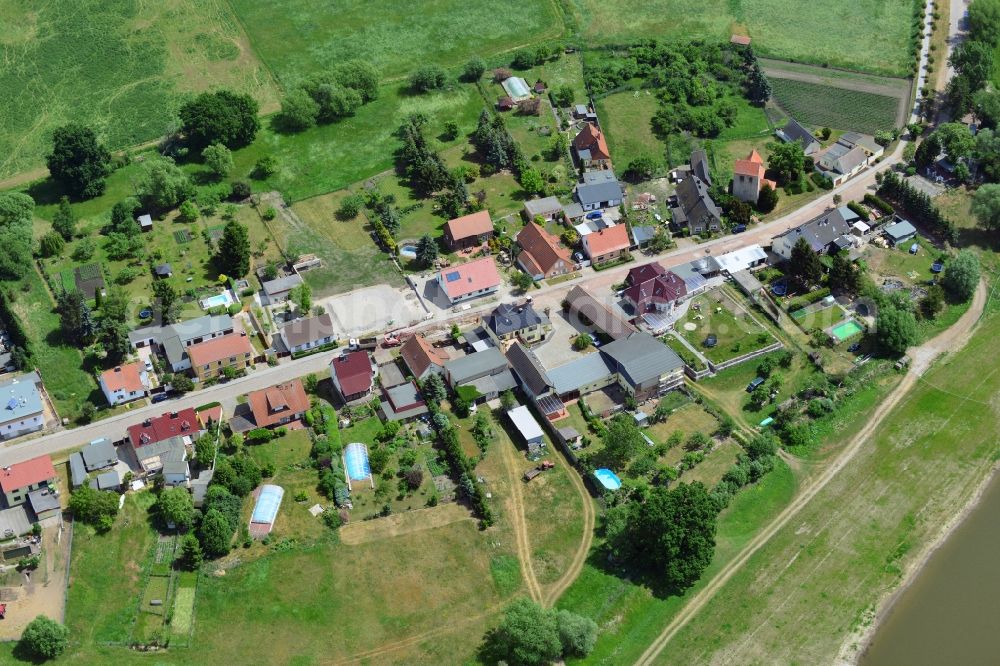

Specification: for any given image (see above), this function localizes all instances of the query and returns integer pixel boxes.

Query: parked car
[586,211,603,220]
[151,392,171,404]
[847,342,861,353]
[732,224,747,233]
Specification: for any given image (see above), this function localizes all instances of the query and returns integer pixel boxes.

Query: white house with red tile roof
[437,256,502,305]
[99,361,152,406]
[330,350,377,404]
[0,454,56,507]
[581,225,630,265]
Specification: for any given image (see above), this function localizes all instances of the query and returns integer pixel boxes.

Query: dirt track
[498,437,544,604]
[635,280,989,665]
[543,447,596,608]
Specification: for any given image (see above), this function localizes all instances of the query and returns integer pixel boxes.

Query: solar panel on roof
[446,271,461,282]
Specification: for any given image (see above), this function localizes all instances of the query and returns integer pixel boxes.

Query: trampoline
[594,468,622,491]
[251,484,284,525]
[344,443,372,482]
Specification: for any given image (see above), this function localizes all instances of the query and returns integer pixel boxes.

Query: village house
[621,262,689,315]
[772,208,855,261]
[69,438,119,489]
[573,123,612,169]
[482,302,552,349]
[437,256,502,305]
[187,332,254,381]
[129,314,235,373]
[133,435,189,478]
[0,372,45,441]
[443,347,516,402]
[505,342,567,421]
[884,218,918,246]
[516,221,574,280]
[573,170,624,211]
[522,196,564,222]
[0,455,56,509]
[775,117,821,155]
[330,350,376,404]
[732,150,776,204]
[581,224,630,265]
[672,167,722,235]
[399,335,450,381]
[127,408,201,451]
[279,313,337,354]
[443,210,494,251]
[547,332,685,402]
[261,274,304,305]
[247,379,310,429]
[98,361,151,406]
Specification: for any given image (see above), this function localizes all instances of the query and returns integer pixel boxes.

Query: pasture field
[659,296,1000,665]
[770,78,901,134]
[0,0,278,180]
[228,0,564,84]
[568,0,916,77]
[287,191,405,297]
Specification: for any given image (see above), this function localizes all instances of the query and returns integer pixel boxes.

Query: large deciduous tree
[941,249,980,302]
[875,304,918,356]
[767,140,805,183]
[0,192,36,280]
[18,615,69,661]
[155,487,196,531]
[179,90,260,151]
[972,183,1000,231]
[46,123,111,199]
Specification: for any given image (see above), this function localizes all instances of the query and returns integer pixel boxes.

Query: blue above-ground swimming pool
[594,468,622,491]
[344,442,372,481]
[400,245,418,259]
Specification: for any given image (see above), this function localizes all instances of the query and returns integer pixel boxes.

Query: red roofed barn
[516,222,574,280]
[443,210,494,251]
[330,351,376,403]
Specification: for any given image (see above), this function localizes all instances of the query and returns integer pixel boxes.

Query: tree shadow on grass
[10,641,48,665]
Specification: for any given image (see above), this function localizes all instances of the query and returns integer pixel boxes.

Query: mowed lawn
[660,299,1000,664]
[0,0,278,180]
[570,0,915,77]
[228,0,564,83]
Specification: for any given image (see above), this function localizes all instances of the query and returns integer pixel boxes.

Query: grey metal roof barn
[776,118,821,154]
[444,348,508,385]
[601,332,684,387]
[523,196,563,218]
[506,342,554,397]
[548,353,614,396]
[574,171,623,207]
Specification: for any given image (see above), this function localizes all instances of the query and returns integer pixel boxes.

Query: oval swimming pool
[594,468,622,491]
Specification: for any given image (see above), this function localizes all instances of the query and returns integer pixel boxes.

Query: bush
[18,615,69,660]
[410,65,447,92]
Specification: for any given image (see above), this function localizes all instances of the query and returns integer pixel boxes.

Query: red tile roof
[516,222,572,277]
[583,225,630,257]
[0,455,56,493]
[187,333,254,367]
[444,210,493,242]
[626,262,667,287]
[439,256,501,300]
[331,351,374,397]
[100,362,147,394]
[400,335,450,378]
[248,379,310,428]
[573,123,611,161]
[128,408,199,448]
[623,270,688,312]
[197,405,223,428]
[734,149,766,178]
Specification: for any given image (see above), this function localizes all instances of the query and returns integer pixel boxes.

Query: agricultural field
[569,0,916,77]
[0,0,279,180]
[769,78,901,134]
[228,0,564,84]
[659,298,1000,665]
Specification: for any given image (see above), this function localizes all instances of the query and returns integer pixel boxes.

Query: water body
[860,472,1000,665]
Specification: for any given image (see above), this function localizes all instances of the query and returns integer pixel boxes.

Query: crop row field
[769,78,902,134]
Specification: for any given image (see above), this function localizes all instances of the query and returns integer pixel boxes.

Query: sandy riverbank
[836,459,1000,665]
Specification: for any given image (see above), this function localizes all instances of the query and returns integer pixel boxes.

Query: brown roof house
[330,350,376,404]
[516,222,573,280]
[622,262,688,315]
[581,225,630,266]
[443,210,494,251]
[573,123,612,169]
[400,335,450,381]
[247,379,309,429]
[279,313,337,355]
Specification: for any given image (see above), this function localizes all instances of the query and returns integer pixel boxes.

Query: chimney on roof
[170,412,178,418]
[115,367,122,373]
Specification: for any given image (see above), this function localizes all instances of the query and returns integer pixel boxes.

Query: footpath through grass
[657,297,1000,664]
